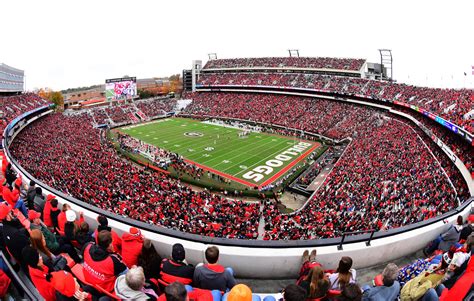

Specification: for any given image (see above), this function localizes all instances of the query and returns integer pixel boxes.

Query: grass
[117,118,322,189]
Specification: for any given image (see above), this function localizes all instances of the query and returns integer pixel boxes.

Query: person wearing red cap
[121,227,144,268]
[0,202,30,265]
[2,179,19,208]
[29,210,60,253]
[12,177,28,216]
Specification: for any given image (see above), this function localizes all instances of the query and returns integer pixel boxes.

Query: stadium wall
[2,107,472,278]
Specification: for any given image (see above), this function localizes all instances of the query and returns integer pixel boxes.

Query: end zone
[184,141,321,188]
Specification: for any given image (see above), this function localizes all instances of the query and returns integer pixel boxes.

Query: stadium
[1,2,473,300]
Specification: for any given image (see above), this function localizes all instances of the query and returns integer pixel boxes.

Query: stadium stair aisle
[257,202,265,240]
[0,151,5,184]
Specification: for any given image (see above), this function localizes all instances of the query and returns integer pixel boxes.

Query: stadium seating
[0,83,472,299]
[9,92,470,240]
[87,97,177,126]
[203,57,366,71]
[10,113,261,239]
[197,72,474,133]
[0,93,49,139]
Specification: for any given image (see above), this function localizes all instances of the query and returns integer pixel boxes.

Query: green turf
[119,118,319,186]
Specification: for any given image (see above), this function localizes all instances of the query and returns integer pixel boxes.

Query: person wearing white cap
[63,209,89,250]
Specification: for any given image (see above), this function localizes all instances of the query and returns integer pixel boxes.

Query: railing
[338,229,376,250]
[0,251,42,300]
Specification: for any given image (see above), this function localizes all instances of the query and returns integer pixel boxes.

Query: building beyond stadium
[0,63,24,92]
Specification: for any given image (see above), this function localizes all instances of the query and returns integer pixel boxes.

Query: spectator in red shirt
[82,230,127,292]
[121,227,144,268]
[42,194,57,228]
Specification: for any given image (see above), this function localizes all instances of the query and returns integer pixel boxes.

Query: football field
[119,118,321,188]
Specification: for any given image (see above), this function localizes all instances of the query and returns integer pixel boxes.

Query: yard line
[204,135,282,167]
[233,140,314,177]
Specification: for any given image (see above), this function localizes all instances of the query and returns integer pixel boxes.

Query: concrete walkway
[236,249,425,293]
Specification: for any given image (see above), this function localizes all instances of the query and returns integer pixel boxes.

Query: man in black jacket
[0,202,30,270]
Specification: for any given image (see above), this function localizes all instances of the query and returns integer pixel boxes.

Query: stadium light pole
[208,53,217,60]
[378,49,393,81]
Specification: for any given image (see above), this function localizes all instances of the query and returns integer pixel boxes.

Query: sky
[1,0,473,91]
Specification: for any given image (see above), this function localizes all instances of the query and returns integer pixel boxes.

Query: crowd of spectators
[85,97,177,126]
[2,177,472,301]
[8,93,467,239]
[185,92,469,239]
[0,91,473,300]
[10,113,260,240]
[203,57,366,71]
[0,93,49,138]
[117,133,204,178]
[136,97,177,118]
[272,117,460,239]
[6,91,470,241]
[396,107,473,176]
[184,92,376,141]
[0,160,254,300]
[197,72,474,133]
[293,219,474,300]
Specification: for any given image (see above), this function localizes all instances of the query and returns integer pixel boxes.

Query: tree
[37,88,64,110]
[50,91,64,109]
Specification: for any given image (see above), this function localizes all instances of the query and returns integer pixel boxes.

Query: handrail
[337,229,376,250]
[0,251,42,300]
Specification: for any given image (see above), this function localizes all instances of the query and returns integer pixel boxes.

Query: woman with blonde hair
[299,265,330,299]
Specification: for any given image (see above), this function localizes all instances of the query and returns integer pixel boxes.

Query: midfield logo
[184,132,204,137]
